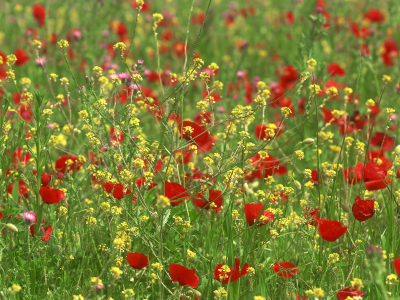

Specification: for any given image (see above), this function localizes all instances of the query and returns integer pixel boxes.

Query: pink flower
[23,211,37,224]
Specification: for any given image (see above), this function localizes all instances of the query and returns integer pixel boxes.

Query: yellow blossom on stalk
[254,297,266,300]
[382,75,391,84]
[57,39,69,50]
[60,77,69,86]
[20,77,31,88]
[200,72,210,82]
[93,66,103,77]
[345,136,354,147]
[33,39,42,50]
[187,249,196,260]
[8,284,22,293]
[194,58,204,69]
[135,0,144,10]
[355,141,365,154]
[328,253,339,264]
[131,73,143,83]
[153,13,163,24]
[110,267,123,279]
[78,110,89,120]
[6,54,17,66]
[327,87,338,97]
[281,107,292,118]
[113,42,126,57]
[351,278,363,288]
[151,262,163,272]
[386,274,398,286]
[309,84,321,94]
[209,62,219,72]
[0,56,3,65]
[304,181,314,190]
[58,206,68,217]
[49,73,58,82]
[365,99,375,108]
[307,58,317,71]
[122,289,135,298]
[158,195,170,209]
[305,287,324,298]
[387,108,395,120]
[330,145,341,153]
[43,109,53,117]
[6,70,15,81]
[344,87,353,95]
[86,217,97,227]
[72,295,84,300]
[294,150,304,160]
[214,287,227,299]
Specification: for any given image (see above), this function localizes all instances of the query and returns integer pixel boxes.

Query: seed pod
[395,145,400,155]
[294,180,301,190]
[194,291,201,298]
[5,223,18,233]
[151,212,158,222]
[235,199,243,207]
[341,204,350,213]
[303,138,315,144]
[362,259,369,269]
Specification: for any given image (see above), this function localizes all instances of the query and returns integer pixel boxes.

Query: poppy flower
[327,63,346,77]
[41,173,51,187]
[55,155,84,174]
[39,186,65,204]
[172,42,187,57]
[295,295,308,300]
[369,131,394,151]
[7,180,28,199]
[214,258,250,284]
[272,262,299,278]
[318,219,347,242]
[104,182,131,200]
[278,65,299,90]
[354,162,391,191]
[304,207,319,226]
[164,181,190,206]
[135,177,158,190]
[352,195,375,222]
[193,189,223,213]
[244,203,274,226]
[29,219,52,241]
[126,252,151,269]
[33,3,46,27]
[14,49,30,67]
[110,127,124,144]
[255,123,282,140]
[365,8,385,23]
[381,40,398,66]
[337,286,366,300]
[393,256,400,277]
[179,120,209,146]
[169,264,199,288]
[397,169,400,178]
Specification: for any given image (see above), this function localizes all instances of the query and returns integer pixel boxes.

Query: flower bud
[395,145,400,155]
[341,204,350,213]
[5,223,18,233]
[151,212,158,222]
[294,180,301,190]
[194,291,201,298]
[235,199,243,207]
[303,138,315,144]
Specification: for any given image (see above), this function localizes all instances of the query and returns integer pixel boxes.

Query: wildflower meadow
[1,0,400,299]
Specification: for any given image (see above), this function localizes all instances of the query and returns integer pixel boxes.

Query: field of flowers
[1,0,400,299]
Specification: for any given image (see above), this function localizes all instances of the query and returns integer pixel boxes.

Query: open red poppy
[337,286,366,300]
[393,256,400,277]
[30,219,52,241]
[178,120,209,146]
[39,186,65,204]
[369,131,394,151]
[164,181,191,206]
[317,219,347,242]
[244,203,274,226]
[193,189,223,213]
[32,4,46,27]
[104,182,132,200]
[272,262,299,278]
[214,258,250,284]
[352,195,375,222]
[126,252,151,269]
[55,155,84,174]
[327,63,346,77]
[304,207,319,226]
[169,264,199,288]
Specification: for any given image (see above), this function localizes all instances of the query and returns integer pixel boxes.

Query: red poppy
[272,262,299,278]
[393,256,400,277]
[135,177,158,190]
[327,63,346,77]
[172,42,188,57]
[214,258,250,284]
[55,155,84,174]
[285,11,295,24]
[354,162,391,191]
[7,180,28,199]
[179,120,210,146]
[131,0,151,12]
[104,182,131,200]
[169,264,199,288]
[10,148,31,168]
[194,110,213,125]
[193,189,223,213]
[397,169,400,178]
[29,219,52,241]
[365,8,385,23]
[164,181,190,206]
[381,40,398,66]
[295,296,308,300]
[14,49,30,67]
[39,186,65,204]
[41,173,51,187]
[337,286,366,300]
[244,203,274,226]
[318,219,347,242]
[110,127,124,144]
[278,65,299,90]
[126,252,151,269]
[33,4,46,27]
[116,22,128,36]
[352,195,375,222]
[304,207,319,226]
[369,131,394,151]
[254,122,283,141]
